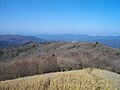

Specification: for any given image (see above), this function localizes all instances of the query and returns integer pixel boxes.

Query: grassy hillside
[0,68,120,90]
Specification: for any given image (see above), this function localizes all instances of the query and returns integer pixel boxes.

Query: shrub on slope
[0,68,120,90]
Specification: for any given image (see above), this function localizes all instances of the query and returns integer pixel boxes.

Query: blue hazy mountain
[36,34,120,49]
[0,35,47,48]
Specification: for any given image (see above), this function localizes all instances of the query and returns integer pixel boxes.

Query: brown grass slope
[0,42,120,80]
[0,68,120,90]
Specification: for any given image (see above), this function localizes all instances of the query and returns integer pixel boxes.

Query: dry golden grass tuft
[0,68,120,90]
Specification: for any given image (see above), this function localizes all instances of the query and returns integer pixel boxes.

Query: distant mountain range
[0,35,47,48]
[36,34,120,49]
[0,34,120,49]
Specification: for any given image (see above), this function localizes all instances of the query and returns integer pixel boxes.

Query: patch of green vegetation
[105,50,109,53]
[68,45,76,49]
[115,52,120,56]
[96,42,99,44]
[92,42,99,48]
[18,45,36,53]
[0,51,3,57]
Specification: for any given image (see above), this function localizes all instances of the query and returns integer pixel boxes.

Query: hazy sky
[0,0,120,35]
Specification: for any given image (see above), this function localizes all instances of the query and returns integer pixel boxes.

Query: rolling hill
[0,35,47,48]
[0,68,120,90]
[0,42,120,81]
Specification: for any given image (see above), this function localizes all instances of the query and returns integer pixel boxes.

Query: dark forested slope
[0,35,47,48]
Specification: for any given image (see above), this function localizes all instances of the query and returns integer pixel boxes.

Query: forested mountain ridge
[0,42,120,80]
[0,35,47,48]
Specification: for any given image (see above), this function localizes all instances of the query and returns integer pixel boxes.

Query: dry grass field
[0,68,120,90]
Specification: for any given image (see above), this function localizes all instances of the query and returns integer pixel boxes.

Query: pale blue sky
[0,0,120,35]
